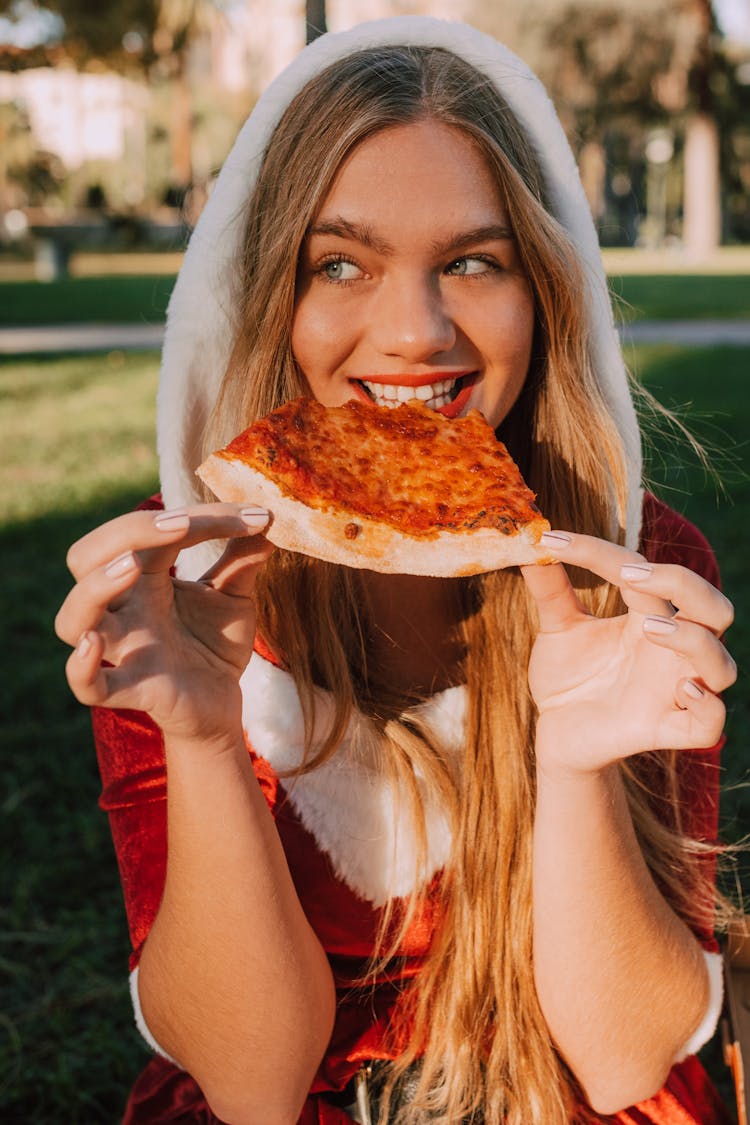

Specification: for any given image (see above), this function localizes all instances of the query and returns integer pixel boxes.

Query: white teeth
[361,376,461,411]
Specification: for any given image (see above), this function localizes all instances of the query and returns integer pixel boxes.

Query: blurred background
[1,1,749,1121]
[0,0,749,270]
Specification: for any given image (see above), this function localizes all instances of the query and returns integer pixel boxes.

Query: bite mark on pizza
[196,397,551,576]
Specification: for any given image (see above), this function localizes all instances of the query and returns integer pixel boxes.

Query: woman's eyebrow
[306,218,393,254]
[305,218,515,256]
[432,224,515,254]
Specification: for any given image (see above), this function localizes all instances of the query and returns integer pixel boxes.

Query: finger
[55,550,142,646]
[641,615,738,693]
[520,558,584,631]
[620,561,734,635]
[540,531,671,617]
[199,533,275,597]
[65,630,111,706]
[665,681,726,750]
[66,509,188,580]
[67,505,270,581]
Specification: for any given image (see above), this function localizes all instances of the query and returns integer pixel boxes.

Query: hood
[157,16,641,579]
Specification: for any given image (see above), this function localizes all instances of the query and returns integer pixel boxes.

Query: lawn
[1,345,748,1118]
[0,275,177,327]
[611,273,750,322]
[1,271,750,327]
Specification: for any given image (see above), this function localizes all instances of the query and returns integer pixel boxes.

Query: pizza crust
[197,454,550,577]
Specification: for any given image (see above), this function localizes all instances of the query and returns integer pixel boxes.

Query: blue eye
[446,256,495,276]
[321,258,361,281]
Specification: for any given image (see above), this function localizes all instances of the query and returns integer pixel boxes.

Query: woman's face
[292,118,535,429]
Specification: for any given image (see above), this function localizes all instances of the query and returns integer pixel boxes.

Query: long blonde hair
[205,47,724,1124]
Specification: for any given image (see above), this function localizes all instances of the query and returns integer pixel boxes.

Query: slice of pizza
[196,396,550,577]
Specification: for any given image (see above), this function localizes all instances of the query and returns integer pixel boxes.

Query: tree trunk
[682,0,720,260]
[170,57,193,191]
[306,0,327,44]
[682,112,720,261]
[578,141,607,228]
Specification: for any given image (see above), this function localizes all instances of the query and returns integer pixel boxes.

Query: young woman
[55,18,737,1125]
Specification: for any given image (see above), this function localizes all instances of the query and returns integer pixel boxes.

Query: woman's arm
[522,533,735,1113]
[138,729,335,1125]
[532,757,708,1113]
[57,506,335,1125]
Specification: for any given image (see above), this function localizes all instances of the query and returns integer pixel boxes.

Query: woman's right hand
[55,504,274,746]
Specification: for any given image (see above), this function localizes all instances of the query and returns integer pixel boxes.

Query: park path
[1,320,750,355]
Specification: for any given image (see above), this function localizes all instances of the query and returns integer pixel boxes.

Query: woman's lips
[436,377,476,418]
[350,372,479,415]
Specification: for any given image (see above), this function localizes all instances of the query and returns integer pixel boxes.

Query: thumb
[199,534,275,597]
[521,560,583,632]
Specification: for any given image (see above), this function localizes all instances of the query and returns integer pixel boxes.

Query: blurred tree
[0,100,38,208]
[0,98,67,214]
[0,0,159,69]
[306,0,327,45]
[521,0,733,254]
[524,3,689,243]
[0,0,229,201]
[532,3,692,145]
[150,0,228,202]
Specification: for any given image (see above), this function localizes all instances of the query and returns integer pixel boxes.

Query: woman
[55,18,736,1125]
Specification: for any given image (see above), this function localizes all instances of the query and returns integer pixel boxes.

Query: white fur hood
[156,15,642,581]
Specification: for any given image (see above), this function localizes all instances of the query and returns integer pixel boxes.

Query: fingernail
[621,563,654,582]
[643,615,677,636]
[105,551,136,578]
[240,506,270,529]
[683,679,705,700]
[76,631,93,658]
[154,508,190,532]
[540,531,571,549]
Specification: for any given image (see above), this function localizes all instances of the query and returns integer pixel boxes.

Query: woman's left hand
[521,532,736,777]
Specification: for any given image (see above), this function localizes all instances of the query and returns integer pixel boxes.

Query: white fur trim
[241,652,465,905]
[157,16,643,581]
[673,949,724,1061]
[129,966,181,1065]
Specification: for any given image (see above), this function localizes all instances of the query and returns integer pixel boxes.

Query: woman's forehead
[312,119,509,232]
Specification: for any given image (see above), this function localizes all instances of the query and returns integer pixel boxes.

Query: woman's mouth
[355,373,477,417]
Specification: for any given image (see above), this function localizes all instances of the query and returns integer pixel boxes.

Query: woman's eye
[446,256,495,276]
[320,258,362,282]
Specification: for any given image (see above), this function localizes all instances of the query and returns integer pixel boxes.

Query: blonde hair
[206,47,724,1125]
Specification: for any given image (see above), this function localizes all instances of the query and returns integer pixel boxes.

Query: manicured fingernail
[240,506,270,529]
[643,615,677,635]
[105,551,136,578]
[621,563,654,582]
[154,508,190,532]
[76,631,93,658]
[540,531,571,549]
[683,679,705,700]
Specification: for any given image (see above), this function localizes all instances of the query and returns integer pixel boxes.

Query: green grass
[0,345,747,1118]
[634,345,750,847]
[0,351,161,1119]
[0,351,160,524]
[0,275,177,327]
[610,274,750,322]
[1,272,750,327]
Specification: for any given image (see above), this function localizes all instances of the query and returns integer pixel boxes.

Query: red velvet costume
[90,494,732,1125]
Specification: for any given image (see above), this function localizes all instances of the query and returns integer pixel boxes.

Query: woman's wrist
[533,712,618,785]
[162,722,250,766]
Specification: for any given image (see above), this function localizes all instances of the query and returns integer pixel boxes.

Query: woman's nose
[369,275,456,362]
